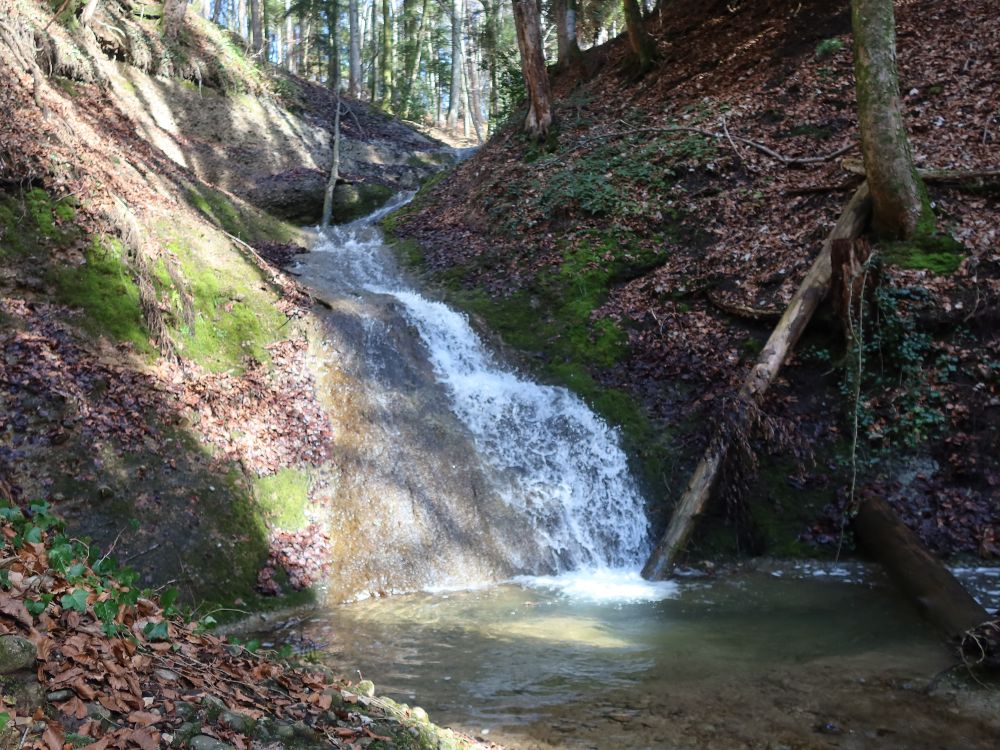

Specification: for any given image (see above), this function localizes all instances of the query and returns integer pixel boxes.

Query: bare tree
[623,0,654,73]
[446,0,463,130]
[511,0,553,140]
[163,0,188,40]
[348,0,361,96]
[851,0,931,238]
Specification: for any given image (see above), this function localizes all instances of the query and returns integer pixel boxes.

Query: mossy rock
[0,636,36,674]
[330,183,394,224]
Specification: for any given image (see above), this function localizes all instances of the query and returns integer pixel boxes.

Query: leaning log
[854,496,988,639]
[641,183,873,580]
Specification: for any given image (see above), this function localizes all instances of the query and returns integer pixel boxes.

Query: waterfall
[297,196,651,597]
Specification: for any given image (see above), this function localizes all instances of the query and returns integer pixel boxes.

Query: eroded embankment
[0,0,452,610]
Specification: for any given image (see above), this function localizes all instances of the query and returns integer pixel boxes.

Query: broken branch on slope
[641,182,873,580]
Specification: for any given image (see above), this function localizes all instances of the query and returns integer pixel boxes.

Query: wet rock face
[247,142,454,225]
[248,174,396,225]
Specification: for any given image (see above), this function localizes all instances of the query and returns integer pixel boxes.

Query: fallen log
[641,182,872,580]
[854,495,988,640]
[841,158,1000,186]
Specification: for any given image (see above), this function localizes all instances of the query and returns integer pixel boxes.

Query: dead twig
[541,125,856,167]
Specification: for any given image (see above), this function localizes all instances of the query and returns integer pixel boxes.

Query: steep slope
[0,0,449,606]
[391,0,999,560]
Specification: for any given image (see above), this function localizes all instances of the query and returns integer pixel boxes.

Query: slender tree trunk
[553,0,580,68]
[212,0,223,24]
[511,0,553,140]
[464,7,486,140]
[322,95,343,227]
[328,0,340,89]
[349,0,361,96]
[400,0,428,116]
[446,0,463,130]
[283,0,295,71]
[237,0,247,38]
[623,0,654,72]
[163,0,187,39]
[851,0,930,239]
[369,0,379,100]
[79,0,101,26]
[250,0,265,54]
[378,0,393,107]
[303,15,313,77]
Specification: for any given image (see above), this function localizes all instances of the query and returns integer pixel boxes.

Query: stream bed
[264,566,1000,750]
[282,200,1000,749]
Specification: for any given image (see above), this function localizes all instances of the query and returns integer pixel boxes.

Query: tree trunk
[237,0,247,38]
[623,0,654,73]
[642,183,873,580]
[851,0,930,239]
[553,0,580,69]
[79,0,101,26]
[465,9,486,139]
[446,0,463,130]
[212,0,223,24]
[348,0,361,96]
[378,0,393,107]
[163,0,187,39]
[854,496,988,639]
[322,95,343,227]
[369,0,379,100]
[250,0,265,54]
[511,0,553,141]
[400,0,428,117]
[328,0,340,89]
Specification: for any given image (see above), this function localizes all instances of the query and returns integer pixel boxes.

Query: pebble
[0,635,37,674]
[46,689,74,702]
[189,736,234,750]
[219,710,254,734]
[154,667,180,682]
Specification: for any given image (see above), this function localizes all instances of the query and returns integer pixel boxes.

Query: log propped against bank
[641,182,874,580]
[853,496,988,640]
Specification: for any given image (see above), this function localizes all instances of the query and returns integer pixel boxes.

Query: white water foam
[313,197,652,576]
[515,568,679,604]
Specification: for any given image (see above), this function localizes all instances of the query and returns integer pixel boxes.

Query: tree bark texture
[380,0,393,106]
[447,0,463,129]
[327,0,340,89]
[642,183,873,580]
[851,0,929,239]
[250,0,265,54]
[553,0,580,68]
[322,94,342,227]
[163,0,187,39]
[512,0,553,140]
[854,496,988,639]
[623,0,654,72]
[348,0,361,96]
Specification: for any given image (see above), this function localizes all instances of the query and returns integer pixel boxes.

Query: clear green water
[267,567,1000,749]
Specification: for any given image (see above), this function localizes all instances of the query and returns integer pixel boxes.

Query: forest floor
[391,0,1000,564]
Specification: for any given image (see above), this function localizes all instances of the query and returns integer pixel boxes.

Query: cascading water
[294,195,652,597]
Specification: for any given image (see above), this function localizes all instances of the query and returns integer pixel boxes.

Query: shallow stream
[283,199,1000,749]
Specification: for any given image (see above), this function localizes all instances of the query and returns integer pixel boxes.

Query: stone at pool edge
[0,635,36,674]
[188,736,235,750]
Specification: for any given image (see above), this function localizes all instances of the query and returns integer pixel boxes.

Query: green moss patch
[882,233,965,275]
[159,230,286,372]
[185,182,297,245]
[52,238,155,355]
[254,468,310,530]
